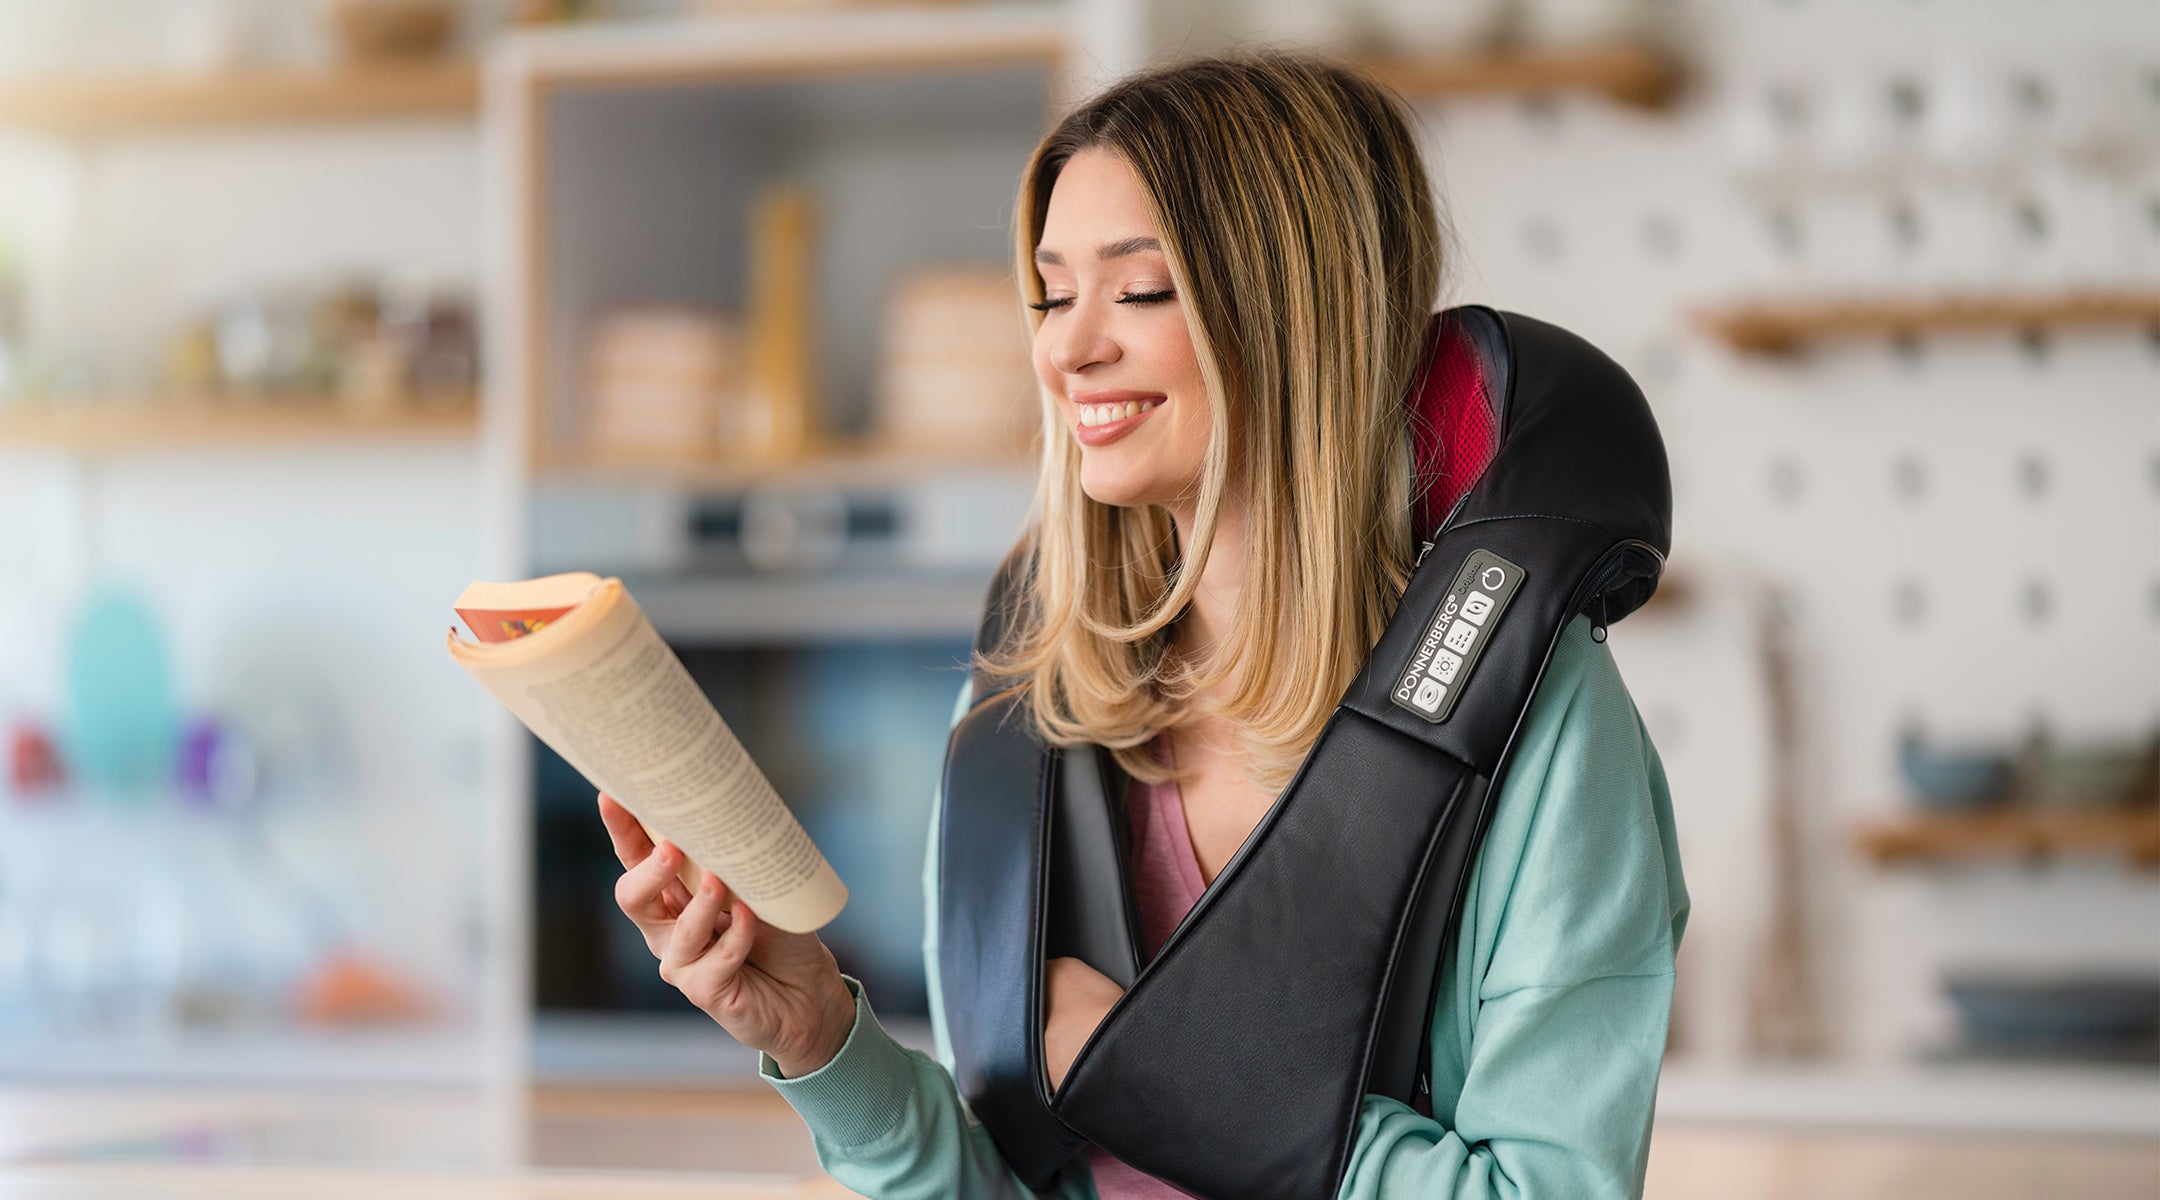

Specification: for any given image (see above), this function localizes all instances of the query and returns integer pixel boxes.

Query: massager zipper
[1566,540,1664,639]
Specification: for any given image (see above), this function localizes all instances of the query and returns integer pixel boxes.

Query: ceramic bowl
[1898,732,2017,809]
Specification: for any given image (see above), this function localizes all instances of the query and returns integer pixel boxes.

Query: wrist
[772,979,857,1079]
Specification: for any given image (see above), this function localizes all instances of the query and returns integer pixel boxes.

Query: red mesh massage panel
[1407,313,1501,539]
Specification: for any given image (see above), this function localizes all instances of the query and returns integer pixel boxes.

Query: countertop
[1,1083,2153,1199]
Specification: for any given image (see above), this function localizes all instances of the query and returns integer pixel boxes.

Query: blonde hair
[983,49,1447,791]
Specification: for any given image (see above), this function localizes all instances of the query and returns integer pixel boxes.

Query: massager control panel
[1392,549,1526,724]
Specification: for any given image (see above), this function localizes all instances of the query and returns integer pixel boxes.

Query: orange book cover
[451,572,603,645]
[455,604,578,645]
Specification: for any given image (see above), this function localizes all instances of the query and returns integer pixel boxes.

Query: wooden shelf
[1358,43,1684,111]
[1854,807,2160,869]
[1692,290,2160,356]
[507,6,1069,90]
[0,61,479,134]
[536,441,1031,490]
[0,397,479,453]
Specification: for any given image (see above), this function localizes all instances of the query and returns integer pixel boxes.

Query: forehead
[1039,148,1161,251]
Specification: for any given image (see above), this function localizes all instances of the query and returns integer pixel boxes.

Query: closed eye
[1028,289,1176,313]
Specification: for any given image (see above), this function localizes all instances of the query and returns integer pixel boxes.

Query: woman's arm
[757,678,1097,1200]
[1336,617,1690,1199]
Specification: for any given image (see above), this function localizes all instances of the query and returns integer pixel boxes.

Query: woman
[599,50,1687,1199]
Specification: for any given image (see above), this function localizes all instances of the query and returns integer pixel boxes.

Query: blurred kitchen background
[0,0,2153,1196]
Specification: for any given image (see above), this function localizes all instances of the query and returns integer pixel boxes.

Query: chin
[1077,459,1167,510]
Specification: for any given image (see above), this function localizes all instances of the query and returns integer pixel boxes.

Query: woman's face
[1031,147,1213,512]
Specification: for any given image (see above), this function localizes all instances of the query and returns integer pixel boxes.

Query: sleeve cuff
[758,974,919,1148]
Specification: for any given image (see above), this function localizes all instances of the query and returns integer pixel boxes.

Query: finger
[655,869,693,918]
[597,793,655,869]
[680,893,759,1001]
[705,870,738,919]
[615,841,692,924]
[660,873,727,980]
[653,844,698,911]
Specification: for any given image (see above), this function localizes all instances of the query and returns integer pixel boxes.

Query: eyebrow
[1032,235,1162,267]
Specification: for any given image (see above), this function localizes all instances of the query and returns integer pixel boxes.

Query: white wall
[1406,0,2160,1064]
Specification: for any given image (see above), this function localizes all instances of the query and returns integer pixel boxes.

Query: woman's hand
[1043,956,1125,1093]
[599,792,856,1078]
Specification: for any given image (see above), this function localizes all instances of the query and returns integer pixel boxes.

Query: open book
[446,572,847,934]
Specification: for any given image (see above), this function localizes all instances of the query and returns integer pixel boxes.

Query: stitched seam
[1480,970,1674,1003]
[1445,511,1620,540]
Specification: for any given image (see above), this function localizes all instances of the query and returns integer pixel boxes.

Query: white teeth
[1077,398,1161,428]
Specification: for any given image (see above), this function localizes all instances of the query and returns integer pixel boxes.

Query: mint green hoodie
[760,613,1688,1199]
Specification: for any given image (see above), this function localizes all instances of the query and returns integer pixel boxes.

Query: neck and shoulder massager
[936,305,1672,1200]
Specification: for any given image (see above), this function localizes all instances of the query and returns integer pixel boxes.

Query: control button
[1443,619,1478,655]
[1462,591,1494,625]
[1432,648,1463,684]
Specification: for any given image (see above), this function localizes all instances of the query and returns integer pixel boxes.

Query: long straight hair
[983,50,1447,791]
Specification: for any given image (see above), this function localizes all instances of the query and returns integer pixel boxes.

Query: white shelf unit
[494,3,1078,475]
[0,62,502,1094]
[479,0,1139,1093]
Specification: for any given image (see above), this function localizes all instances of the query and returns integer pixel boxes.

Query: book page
[447,579,846,933]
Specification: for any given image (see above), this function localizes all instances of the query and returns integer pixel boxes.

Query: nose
[1042,299,1121,377]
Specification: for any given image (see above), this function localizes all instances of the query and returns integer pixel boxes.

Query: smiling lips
[1071,390,1164,446]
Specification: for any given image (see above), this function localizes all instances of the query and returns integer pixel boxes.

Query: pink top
[1083,740,1207,1200]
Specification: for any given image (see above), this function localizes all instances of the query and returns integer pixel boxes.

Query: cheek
[1030,336,1054,390]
